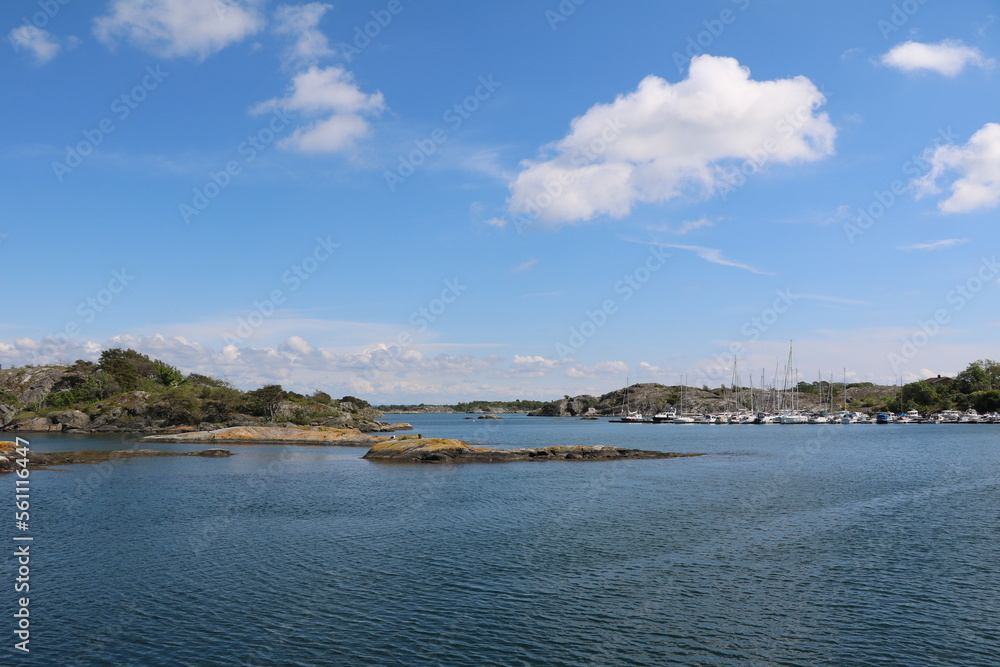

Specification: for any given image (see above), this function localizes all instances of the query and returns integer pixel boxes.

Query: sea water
[2,416,998,665]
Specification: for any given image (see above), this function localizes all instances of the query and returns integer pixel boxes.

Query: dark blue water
[2,416,999,665]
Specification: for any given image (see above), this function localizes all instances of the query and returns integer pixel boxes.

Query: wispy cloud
[511,258,537,273]
[274,2,334,68]
[791,293,873,306]
[897,238,968,251]
[676,217,716,234]
[634,240,771,275]
[93,0,264,60]
[7,26,62,64]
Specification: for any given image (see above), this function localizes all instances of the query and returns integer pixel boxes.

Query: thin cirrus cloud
[634,239,771,275]
[897,238,969,251]
[93,0,265,60]
[914,123,1000,213]
[252,66,386,153]
[507,55,836,225]
[880,40,996,76]
[675,217,716,234]
[511,258,538,274]
[7,26,62,64]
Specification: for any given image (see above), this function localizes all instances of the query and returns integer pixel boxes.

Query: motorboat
[779,412,808,424]
[652,408,677,423]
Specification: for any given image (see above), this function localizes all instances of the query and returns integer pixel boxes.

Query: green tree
[970,390,1000,414]
[98,348,159,391]
[154,361,186,387]
[247,385,285,421]
[954,359,1000,394]
[340,395,371,409]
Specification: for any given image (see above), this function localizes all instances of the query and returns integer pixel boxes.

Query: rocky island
[0,350,410,434]
[0,440,233,473]
[363,438,702,463]
[142,425,419,446]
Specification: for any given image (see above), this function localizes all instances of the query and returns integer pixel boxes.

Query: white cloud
[254,66,386,153]
[880,40,995,76]
[7,26,61,64]
[511,258,537,274]
[914,123,1000,213]
[93,0,264,60]
[484,217,508,229]
[639,240,770,275]
[897,238,969,251]
[508,355,564,378]
[674,217,715,234]
[566,361,628,378]
[274,2,333,67]
[508,55,835,224]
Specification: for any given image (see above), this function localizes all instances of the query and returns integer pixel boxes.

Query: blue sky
[2,0,998,402]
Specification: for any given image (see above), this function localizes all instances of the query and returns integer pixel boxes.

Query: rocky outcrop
[530,382,898,418]
[0,366,83,405]
[362,438,703,463]
[142,425,419,446]
[529,395,600,417]
[13,417,61,432]
[356,421,412,432]
[52,410,91,429]
[0,440,234,472]
[0,404,18,428]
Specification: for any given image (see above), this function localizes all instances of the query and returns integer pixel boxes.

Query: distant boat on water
[616,378,645,423]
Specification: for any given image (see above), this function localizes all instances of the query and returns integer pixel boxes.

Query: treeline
[377,399,547,413]
[4,348,376,427]
[890,359,1000,414]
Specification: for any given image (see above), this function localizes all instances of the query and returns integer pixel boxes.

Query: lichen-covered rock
[0,367,83,405]
[15,417,56,432]
[363,438,703,463]
[52,410,91,429]
[0,404,17,427]
[142,425,383,445]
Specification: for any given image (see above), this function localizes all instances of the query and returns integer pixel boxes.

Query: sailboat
[670,376,695,423]
[617,378,645,423]
[778,342,808,424]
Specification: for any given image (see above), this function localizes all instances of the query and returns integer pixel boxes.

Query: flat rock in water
[363,438,703,463]
[142,425,389,445]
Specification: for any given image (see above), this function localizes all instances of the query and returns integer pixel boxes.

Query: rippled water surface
[4,416,999,665]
